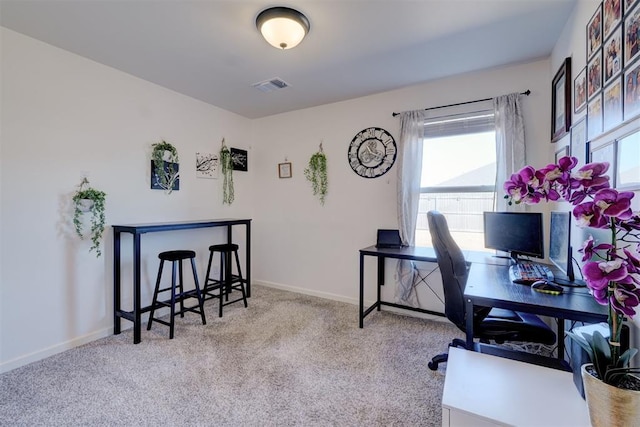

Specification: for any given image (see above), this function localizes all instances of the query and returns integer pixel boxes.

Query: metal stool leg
[147,259,165,330]
[190,257,207,325]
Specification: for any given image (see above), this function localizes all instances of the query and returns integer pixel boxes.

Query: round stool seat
[208,243,239,252]
[158,250,196,261]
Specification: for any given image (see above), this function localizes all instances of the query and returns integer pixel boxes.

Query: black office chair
[426,210,556,370]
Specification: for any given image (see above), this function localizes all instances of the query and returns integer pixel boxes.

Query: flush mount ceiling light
[256,6,310,50]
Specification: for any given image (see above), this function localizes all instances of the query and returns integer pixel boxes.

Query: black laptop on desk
[376,229,403,249]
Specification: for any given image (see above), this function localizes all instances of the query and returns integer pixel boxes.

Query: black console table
[113,218,251,343]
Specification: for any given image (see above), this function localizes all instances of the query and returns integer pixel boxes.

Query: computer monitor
[483,211,544,263]
[549,211,577,285]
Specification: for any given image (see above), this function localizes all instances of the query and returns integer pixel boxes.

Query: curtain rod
[391,90,531,117]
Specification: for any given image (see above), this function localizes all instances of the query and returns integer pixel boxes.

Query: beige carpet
[0,285,463,426]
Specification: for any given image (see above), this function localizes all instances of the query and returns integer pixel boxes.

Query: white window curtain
[494,93,526,212]
[395,110,426,306]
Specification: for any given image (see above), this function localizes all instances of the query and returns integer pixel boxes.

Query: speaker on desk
[570,323,629,399]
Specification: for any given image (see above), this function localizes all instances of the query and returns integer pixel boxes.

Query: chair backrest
[427,210,470,329]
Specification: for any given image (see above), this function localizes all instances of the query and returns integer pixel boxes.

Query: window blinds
[423,109,494,138]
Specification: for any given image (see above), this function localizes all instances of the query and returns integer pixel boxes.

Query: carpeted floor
[0,285,464,426]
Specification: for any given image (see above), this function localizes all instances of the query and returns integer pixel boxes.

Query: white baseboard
[0,327,112,374]
[252,281,448,323]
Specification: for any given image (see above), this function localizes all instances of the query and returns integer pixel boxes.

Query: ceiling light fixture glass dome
[256,7,310,50]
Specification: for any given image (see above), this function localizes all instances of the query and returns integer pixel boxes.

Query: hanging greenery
[304,144,328,205]
[220,138,234,204]
[151,140,179,193]
[72,177,107,257]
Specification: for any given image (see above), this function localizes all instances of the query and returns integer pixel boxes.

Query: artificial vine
[220,138,234,204]
[304,143,328,205]
[151,140,179,193]
[72,177,107,257]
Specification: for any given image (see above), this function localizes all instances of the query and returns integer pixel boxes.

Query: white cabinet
[441,347,590,427]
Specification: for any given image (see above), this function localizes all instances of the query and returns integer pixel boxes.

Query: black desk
[358,245,513,328]
[464,262,607,366]
[359,245,444,328]
[113,218,251,343]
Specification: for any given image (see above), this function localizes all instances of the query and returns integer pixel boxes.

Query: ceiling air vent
[252,77,290,93]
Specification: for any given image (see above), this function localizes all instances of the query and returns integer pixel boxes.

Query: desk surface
[112,218,251,233]
[360,245,510,266]
[442,347,589,426]
[465,263,607,323]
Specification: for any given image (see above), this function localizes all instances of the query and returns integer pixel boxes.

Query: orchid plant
[504,156,640,388]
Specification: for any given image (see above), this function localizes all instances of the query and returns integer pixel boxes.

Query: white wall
[0,28,254,371]
[251,59,553,304]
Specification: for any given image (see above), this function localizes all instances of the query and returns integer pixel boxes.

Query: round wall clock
[348,127,397,178]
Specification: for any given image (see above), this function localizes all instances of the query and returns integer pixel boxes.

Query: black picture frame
[588,50,603,100]
[230,147,248,171]
[570,116,588,166]
[624,5,640,67]
[552,57,572,142]
[603,76,623,131]
[150,160,180,191]
[589,141,616,187]
[604,0,623,40]
[624,60,640,120]
[588,4,603,60]
[575,66,588,113]
[603,24,623,84]
[278,162,292,178]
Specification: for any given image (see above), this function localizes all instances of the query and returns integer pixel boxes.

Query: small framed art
[587,52,602,100]
[603,24,622,84]
[552,57,572,142]
[624,61,640,120]
[587,4,603,59]
[570,116,588,166]
[590,141,616,186]
[575,67,587,113]
[603,0,622,40]
[624,6,640,66]
[555,145,569,163]
[278,162,292,178]
[603,77,623,131]
[616,130,640,189]
[230,148,248,171]
[588,94,603,140]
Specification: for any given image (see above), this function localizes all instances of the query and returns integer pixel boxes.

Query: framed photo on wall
[570,116,588,166]
[588,94,603,140]
[603,25,622,84]
[552,57,572,142]
[603,77,623,131]
[555,145,569,163]
[603,0,623,40]
[624,5,640,66]
[587,4,603,59]
[590,141,616,187]
[616,130,640,189]
[588,51,603,100]
[575,66,587,113]
[278,162,292,178]
[624,61,640,119]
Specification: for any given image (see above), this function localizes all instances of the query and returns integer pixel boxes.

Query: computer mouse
[531,280,563,295]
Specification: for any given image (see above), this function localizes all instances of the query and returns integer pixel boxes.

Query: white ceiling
[0,0,576,119]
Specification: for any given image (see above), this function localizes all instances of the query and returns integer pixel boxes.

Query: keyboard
[509,262,554,285]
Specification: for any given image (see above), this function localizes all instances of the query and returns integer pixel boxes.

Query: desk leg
[465,297,475,350]
[377,256,384,311]
[557,319,565,360]
[359,252,365,328]
[133,233,142,344]
[113,230,121,335]
[246,223,251,298]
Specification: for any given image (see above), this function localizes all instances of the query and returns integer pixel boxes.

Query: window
[416,110,496,251]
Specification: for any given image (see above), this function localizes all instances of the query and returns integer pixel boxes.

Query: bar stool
[202,243,248,317]
[147,250,206,339]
